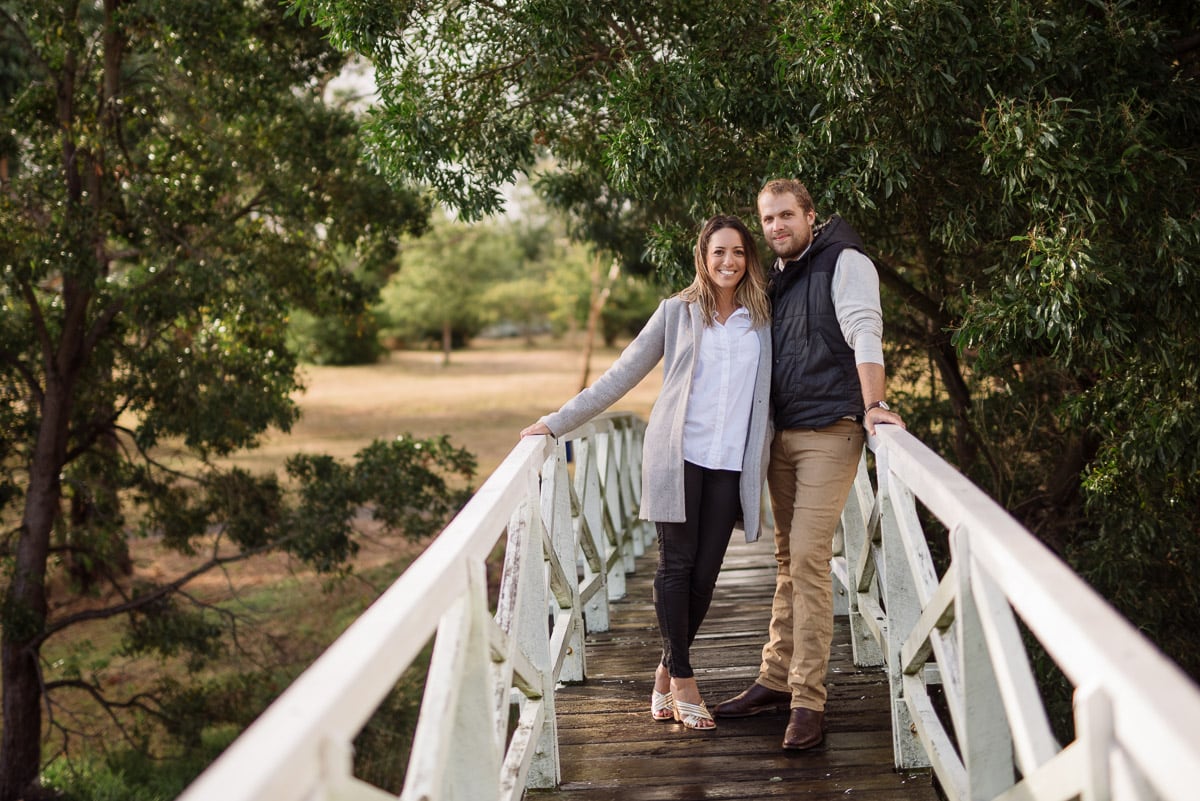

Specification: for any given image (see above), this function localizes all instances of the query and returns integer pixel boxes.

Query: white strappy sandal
[672,698,716,731]
[651,690,674,721]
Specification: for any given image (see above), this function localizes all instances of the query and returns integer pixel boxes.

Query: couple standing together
[520,179,905,750]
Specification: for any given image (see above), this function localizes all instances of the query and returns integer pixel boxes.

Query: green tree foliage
[294,0,1200,675]
[287,305,385,366]
[376,207,603,357]
[0,1,447,797]
[598,273,665,347]
[377,214,524,360]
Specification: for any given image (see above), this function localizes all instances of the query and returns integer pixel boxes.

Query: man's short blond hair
[760,179,815,214]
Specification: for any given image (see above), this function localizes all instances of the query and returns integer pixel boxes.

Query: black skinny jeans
[653,461,741,679]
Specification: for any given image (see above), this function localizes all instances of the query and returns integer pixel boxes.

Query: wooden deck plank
[528,537,941,801]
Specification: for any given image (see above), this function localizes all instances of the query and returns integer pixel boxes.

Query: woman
[520,215,772,731]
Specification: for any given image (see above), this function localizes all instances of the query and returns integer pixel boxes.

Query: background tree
[375,206,640,360]
[376,214,524,362]
[294,0,1200,676]
[0,1,440,797]
[598,273,664,348]
[474,207,568,345]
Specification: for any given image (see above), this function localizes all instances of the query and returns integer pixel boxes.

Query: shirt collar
[711,306,750,322]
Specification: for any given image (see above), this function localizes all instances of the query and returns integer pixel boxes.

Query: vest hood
[806,214,865,263]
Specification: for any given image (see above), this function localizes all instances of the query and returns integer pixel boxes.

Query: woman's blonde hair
[678,214,771,327]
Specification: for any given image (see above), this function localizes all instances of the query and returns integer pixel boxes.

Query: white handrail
[835,426,1200,801]
[178,412,652,801]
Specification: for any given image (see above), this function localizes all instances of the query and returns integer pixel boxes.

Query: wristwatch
[865,400,890,414]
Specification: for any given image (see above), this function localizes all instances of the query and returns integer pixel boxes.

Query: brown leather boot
[782,707,825,750]
[711,683,791,718]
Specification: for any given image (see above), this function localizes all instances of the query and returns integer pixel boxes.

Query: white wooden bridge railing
[837,426,1200,801]
[178,411,654,801]
[178,413,1200,801]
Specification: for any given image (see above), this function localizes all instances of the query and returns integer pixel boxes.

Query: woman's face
[705,227,747,295]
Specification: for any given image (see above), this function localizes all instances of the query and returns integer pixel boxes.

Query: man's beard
[770,235,810,261]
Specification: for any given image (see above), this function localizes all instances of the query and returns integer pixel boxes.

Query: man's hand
[864,406,905,437]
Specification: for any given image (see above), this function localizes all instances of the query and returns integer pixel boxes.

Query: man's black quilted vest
[768,215,866,430]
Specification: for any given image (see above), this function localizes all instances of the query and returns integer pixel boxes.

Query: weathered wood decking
[529,536,941,801]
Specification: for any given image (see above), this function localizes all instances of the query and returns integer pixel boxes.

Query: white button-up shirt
[682,307,760,471]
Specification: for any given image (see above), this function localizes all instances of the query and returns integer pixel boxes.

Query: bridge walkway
[530,536,940,801]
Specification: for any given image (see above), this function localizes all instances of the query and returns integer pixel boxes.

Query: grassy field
[225,334,663,479]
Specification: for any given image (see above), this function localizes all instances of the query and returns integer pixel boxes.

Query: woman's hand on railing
[520,421,553,438]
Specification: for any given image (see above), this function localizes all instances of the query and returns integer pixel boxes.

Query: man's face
[758,191,816,260]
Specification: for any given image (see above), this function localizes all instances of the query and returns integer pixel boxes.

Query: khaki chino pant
[758,420,864,711]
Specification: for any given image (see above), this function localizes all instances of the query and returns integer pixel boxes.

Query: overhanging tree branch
[38,539,290,645]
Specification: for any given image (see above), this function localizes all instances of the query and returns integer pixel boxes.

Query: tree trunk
[578,256,621,391]
[0,638,43,801]
[441,319,452,366]
[0,386,71,801]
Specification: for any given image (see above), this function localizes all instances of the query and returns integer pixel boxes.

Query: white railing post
[619,417,654,554]
[837,450,885,666]
[401,560,501,801]
[496,478,558,792]
[1075,684,1114,801]
[541,442,586,683]
[597,429,637,578]
[951,526,1015,800]
[572,431,614,632]
[579,432,627,602]
[624,417,656,566]
[612,418,652,556]
[876,444,928,769]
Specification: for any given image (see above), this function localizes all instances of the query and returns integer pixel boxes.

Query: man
[712,179,904,750]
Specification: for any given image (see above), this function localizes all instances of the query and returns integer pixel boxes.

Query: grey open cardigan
[540,296,773,542]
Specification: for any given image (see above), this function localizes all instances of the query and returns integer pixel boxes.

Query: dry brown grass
[222,334,662,479]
